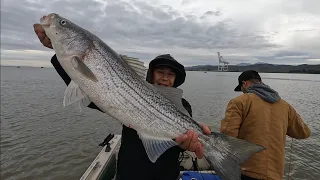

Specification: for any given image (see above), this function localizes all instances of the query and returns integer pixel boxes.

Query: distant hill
[255,62,269,65]
[185,64,320,74]
[236,62,269,66]
[236,63,251,66]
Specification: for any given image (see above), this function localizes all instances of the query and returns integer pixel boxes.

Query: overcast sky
[1,0,320,67]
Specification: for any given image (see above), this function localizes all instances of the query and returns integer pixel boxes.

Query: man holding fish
[33,13,267,180]
[33,22,212,180]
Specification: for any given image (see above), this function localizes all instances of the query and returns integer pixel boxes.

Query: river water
[1,66,319,180]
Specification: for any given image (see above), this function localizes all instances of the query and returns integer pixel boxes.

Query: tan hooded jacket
[220,84,310,180]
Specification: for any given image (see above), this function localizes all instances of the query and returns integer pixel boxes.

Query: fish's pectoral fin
[77,96,91,112]
[71,56,98,82]
[63,80,92,110]
[138,132,178,163]
[119,54,147,79]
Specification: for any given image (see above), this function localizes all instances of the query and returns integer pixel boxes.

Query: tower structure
[217,52,229,71]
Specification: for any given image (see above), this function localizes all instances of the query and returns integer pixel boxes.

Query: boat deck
[80,134,219,180]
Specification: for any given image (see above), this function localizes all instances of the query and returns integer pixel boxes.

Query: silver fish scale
[79,41,202,138]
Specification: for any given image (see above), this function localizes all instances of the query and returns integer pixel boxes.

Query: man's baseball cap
[234,70,261,91]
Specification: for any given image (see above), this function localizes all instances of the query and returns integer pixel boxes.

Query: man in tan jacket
[220,70,311,180]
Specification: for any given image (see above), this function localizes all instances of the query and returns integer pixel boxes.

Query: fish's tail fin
[203,132,266,180]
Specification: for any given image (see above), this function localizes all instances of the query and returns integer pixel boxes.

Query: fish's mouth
[40,13,56,27]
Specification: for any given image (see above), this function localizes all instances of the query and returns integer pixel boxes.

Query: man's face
[152,66,176,87]
[241,80,253,93]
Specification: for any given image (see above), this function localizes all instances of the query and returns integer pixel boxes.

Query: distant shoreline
[1,65,53,68]
[185,70,320,75]
[2,64,320,74]
[185,64,320,74]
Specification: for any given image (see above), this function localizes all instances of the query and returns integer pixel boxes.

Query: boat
[80,133,221,180]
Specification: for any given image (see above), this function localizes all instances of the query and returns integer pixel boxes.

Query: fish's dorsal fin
[152,84,190,117]
[119,54,147,79]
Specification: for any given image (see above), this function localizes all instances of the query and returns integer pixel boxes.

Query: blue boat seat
[181,171,221,180]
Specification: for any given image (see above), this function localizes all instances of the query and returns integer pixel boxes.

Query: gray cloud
[203,10,222,16]
[1,0,319,67]
[280,0,320,15]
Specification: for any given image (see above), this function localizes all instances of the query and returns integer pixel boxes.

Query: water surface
[1,66,319,180]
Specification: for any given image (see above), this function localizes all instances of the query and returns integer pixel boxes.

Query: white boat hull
[80,134,219,180]
[80,134,121,180]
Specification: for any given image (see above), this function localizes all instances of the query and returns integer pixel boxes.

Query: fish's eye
[60,19,67,25]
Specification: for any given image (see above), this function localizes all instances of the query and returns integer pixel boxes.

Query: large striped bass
[39,13,265,180]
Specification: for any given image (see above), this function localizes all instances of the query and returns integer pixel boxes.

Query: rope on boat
[287,137,294,180]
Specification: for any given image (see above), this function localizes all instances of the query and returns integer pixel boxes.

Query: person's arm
[220,99,243,138]
[50,55,103,113]
[51,54,71,85]
[287,105,311,139]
